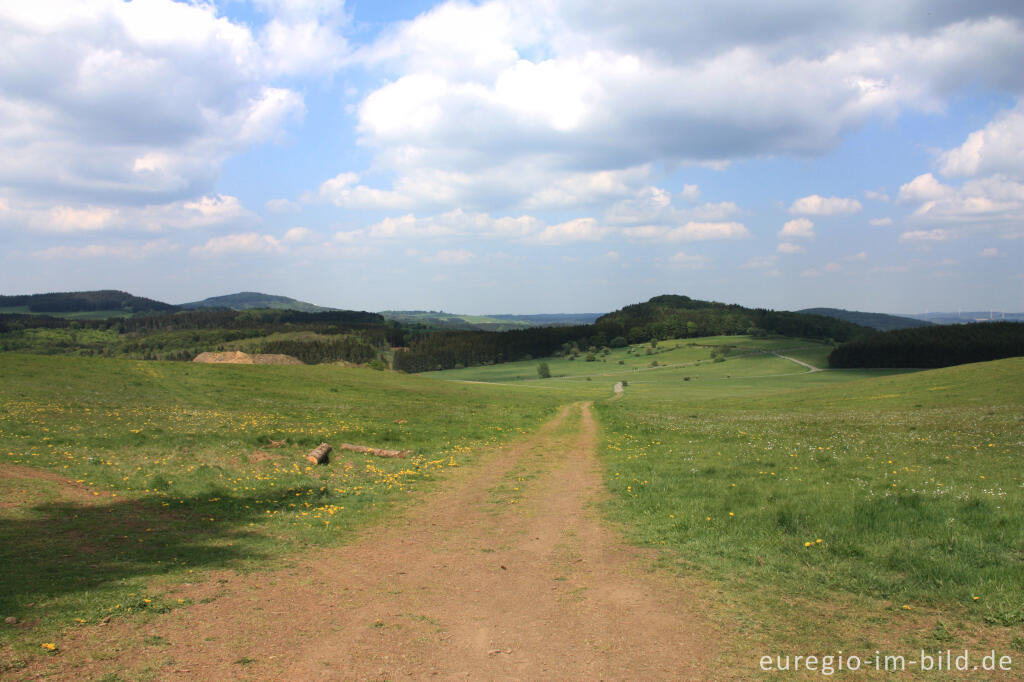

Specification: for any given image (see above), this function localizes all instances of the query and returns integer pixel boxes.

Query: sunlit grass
[0,353,565,655]
[595,357,1024,628]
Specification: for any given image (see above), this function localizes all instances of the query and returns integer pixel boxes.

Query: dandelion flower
[41,643,56,651]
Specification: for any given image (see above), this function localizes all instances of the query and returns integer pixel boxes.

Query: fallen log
[306,442,332,464]
[337,443,410,459]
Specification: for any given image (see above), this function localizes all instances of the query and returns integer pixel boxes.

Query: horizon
[0,1,1022,314]
[5,287,1024,319]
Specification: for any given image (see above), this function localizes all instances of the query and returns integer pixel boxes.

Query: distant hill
[797,308,932,331]
[0,290,176,318]
[489,313,603,326]
[595,294,871,342]
[902,311,1024,326]
[380,310,602,331]
[181,292,336,313]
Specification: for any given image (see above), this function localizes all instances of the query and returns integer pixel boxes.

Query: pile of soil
[192,351,302,365]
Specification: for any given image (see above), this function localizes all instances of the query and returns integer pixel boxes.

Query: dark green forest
[828,322,1024,368]
[0,290,176,314]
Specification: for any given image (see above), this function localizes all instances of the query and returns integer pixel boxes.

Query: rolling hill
[0,290,176,318]
[380,310,602,331]
[797,307,933,331]
[180,292,336,312]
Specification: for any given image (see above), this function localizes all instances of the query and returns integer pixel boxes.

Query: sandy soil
[20,403,723,680]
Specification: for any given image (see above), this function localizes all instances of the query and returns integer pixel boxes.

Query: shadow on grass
[0,488,325,614]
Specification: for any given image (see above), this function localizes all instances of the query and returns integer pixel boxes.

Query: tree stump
[337,443,410,459]
[306,443,332,464]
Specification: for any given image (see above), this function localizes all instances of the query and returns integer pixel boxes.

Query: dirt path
[36,404,721,680]
[771,352,821,373]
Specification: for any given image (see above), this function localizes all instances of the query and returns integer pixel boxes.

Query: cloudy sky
[1,0,1022,314]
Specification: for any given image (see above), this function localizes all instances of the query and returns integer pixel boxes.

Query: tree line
[828,322,1024,368]
[0,290,175,314]
[260,337,378,365]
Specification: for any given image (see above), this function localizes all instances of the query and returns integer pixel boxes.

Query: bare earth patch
[22,404,723,680]
[192,352,302,365]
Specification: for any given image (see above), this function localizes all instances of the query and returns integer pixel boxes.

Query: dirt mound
[192,351,302,365]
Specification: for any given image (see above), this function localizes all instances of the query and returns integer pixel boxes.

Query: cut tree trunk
[306,443,332,464]
[337,443,410,459]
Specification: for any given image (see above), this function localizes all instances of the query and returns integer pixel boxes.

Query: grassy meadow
[2,334,1022,670]
[0,354,570,662]
[433,337,1024,657]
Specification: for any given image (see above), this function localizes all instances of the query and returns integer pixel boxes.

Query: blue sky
[1,1,1022,314]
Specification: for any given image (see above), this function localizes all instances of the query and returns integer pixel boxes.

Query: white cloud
[898,173,955,203]
[938,102,1024,179]
[979,247,1000,257]
[595,250,621,263]
[44,206,118,233]
[668,251,709,269]
[789,194,862,216]
[348,3,1024,214]
[741,255,776,269]
[801,262,840,277]
[623,221,750,242]
[31,239,177,260]
[523,168,648,209]
[904,176,1024,235]
[690,202,742,221]
[190,232,281,256]
[899,228,955,242]
[777,242,804,254]
[778,217,815,239]
[869,217,894,226]
[864,188,890,202]
[423,249,476,265]
[266,198,302,213]
[1,194,254,233]
[0,1,306,206]
[535,217,610,244]
[681,184,701,201]
[605,185,741,226]
[282,227,315,242]
[260,19,348,77]
[843,251,868,261]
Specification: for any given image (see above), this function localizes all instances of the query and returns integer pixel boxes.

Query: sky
[1,1,1022,315]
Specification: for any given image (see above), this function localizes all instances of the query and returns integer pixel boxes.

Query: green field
[2,336,1022,669]
[431,336,1024,654]
[428,335,838,383]
[0,355,571,658]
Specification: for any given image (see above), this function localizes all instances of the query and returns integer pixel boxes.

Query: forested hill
[392,294,871,372]
[829,321,1024,368]
[0,290,176,315]
[181,292,335,312]
[594,295,869,342]
[798,307,933,331]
